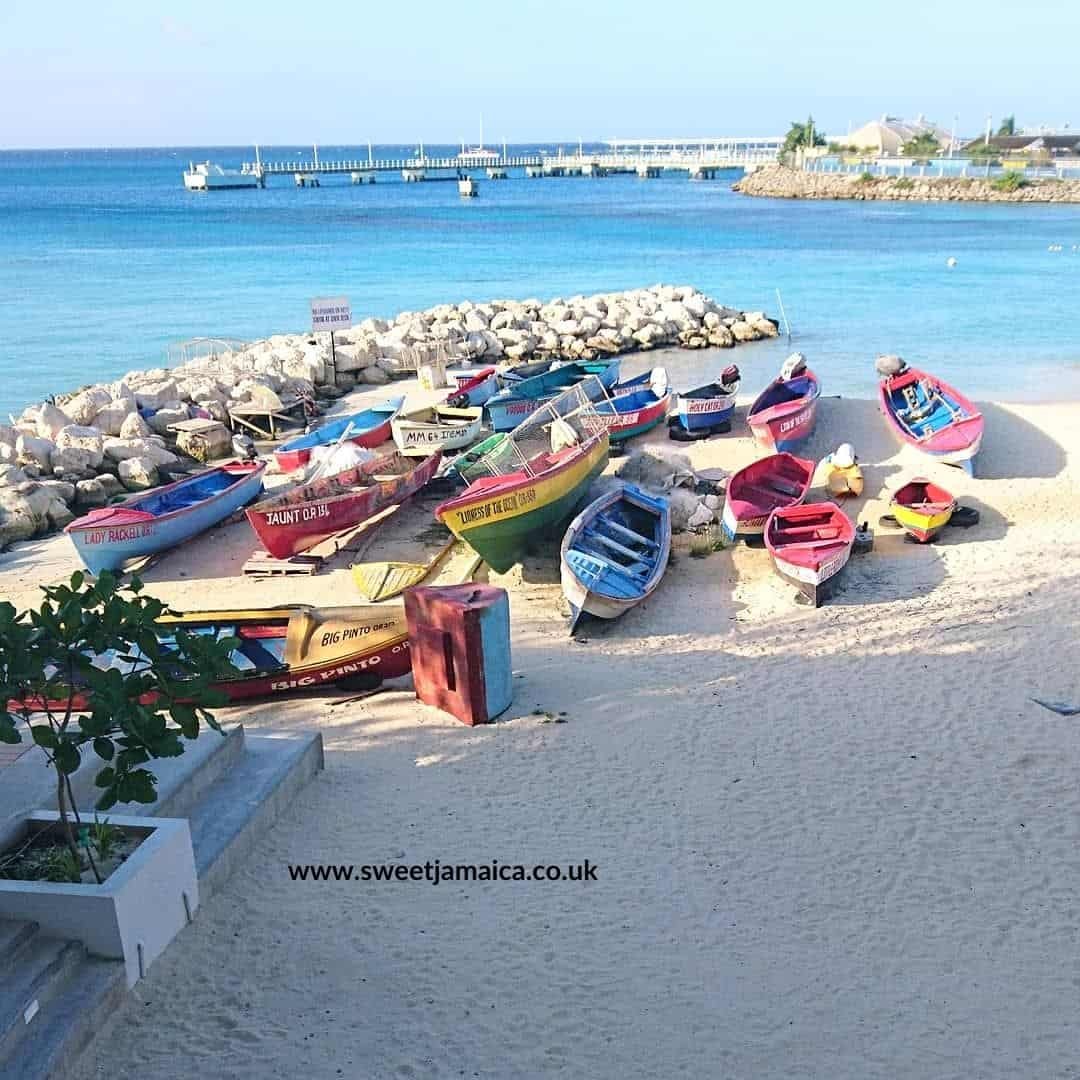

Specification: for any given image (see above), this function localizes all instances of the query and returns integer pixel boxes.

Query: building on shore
[962,132,1080,160]
[830,115,955,157]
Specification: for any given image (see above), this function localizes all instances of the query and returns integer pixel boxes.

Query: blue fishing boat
[66,460,267,574]
[274,397,404,471]
[560,482,671,633]
[486,360,620,432]
[674,365,741,433]
[592,372,672,441]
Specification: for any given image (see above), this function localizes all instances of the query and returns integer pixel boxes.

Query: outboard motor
[780,352,808,380]
[875,354,908,378]
[719,364,740,391]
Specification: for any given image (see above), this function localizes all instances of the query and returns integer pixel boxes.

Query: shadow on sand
[976,403,1066,480]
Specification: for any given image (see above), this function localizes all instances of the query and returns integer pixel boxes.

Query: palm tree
[902,132,941,160]
[997,115,1016,136]
[782,116,826,155]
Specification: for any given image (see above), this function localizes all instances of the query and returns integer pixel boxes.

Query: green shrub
[857,171,875,183]
[992,170,1028,192]
[894,177,915,190]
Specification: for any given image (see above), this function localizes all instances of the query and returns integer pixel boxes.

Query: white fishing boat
[391,403,484,457]
[183,161,261,191]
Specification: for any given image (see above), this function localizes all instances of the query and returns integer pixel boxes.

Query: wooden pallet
[242,551,324,576]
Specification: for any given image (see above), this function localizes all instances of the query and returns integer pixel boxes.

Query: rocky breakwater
[0,284,777,551]
[733,164,1080,203]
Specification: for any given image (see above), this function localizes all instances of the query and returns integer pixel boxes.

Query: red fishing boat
[747,355,821,452]
[246,450,442,559]
[764,501,855,607]
[877,359,983,475]
[720,452,815,543]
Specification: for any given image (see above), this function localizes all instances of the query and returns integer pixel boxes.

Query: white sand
[6,378,1080,1079]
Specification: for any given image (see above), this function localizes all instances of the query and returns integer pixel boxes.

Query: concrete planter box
[0,812,198,987]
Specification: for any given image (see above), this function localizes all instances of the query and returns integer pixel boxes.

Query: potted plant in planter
[0,571,237,985]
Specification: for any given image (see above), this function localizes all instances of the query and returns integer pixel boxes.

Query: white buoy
[946,257,958,268]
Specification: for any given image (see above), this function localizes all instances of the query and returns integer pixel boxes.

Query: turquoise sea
[2,144,1080,420]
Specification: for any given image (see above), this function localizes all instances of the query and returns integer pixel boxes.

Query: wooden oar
[306,421,356,483]
[352,537,458,602]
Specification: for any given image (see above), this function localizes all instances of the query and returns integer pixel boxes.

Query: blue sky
[0,0,1075,147]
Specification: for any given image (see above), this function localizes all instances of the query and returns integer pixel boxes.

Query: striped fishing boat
[485,360,620,432]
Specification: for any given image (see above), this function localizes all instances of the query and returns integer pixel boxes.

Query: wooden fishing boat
[391,404,484,456]
[764,501,855,607]
[890,478,956,542]
[485,360,620,432]
[66,460,265,574]
[246,450,441,559]
[747,358,821,451]
[878,364,984,475]
[435,432,609,572]
[500,358,616,385]
[447,366,500,407]
[720,452,815,543]
[591,377,672,441]
[273,397,404,472]
[560,483,670,632]
[674,365,742,433]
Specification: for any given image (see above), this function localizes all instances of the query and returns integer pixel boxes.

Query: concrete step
[0,932,85,1063]
[0,919,38,963]
[0,956,125,1080]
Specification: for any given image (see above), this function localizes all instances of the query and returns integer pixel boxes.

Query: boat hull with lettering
[65,460,266,574]
[720,453,815,543]
[747,367,821,451]
[447,366,500,407]
[878,366,984,475]
[246,451,442,559]
[435,433,609,572]
[485,361,620,432]
[273,397,404,472]
[764,501,855,607]
[391,404,484,457]
[675,365,742,433]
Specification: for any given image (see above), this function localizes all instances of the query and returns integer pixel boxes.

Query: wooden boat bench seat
[600,518,659,550]
[582,530,652,573]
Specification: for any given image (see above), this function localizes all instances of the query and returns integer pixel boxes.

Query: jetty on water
[184,138,784,190]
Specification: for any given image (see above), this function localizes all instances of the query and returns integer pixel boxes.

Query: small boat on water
[890,478,956,542]
[66,460,265,574]
[674,365,742,433]
[591,370,672,441]
[721,452,815,543]
[447,366,500,407]
[560,483,671,632]
[747,355,821,452]
[391,404,484,456]
[436,431,609,572]
[274,398,403,472]
[764,501,855,607]
[486,361,620,432]
[876,357,984,475]
[246,451,442,559]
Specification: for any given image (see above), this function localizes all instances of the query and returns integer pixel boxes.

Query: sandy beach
[5,371,1080,1079]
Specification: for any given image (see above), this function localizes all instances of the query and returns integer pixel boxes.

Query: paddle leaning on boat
[747,354,821,452]
[875,355,984,475]
[66,460,266,574]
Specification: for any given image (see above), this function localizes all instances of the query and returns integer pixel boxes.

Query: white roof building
[834,115,955,156]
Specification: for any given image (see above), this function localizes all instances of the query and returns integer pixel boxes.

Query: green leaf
[0,714,21,745]
[54,740,82,775]
[92,737,115,761]
[95,766,116,789]
[118,769,157,804]
[31,724,59,749]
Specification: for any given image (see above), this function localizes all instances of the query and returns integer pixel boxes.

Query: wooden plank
[242,551,323,577]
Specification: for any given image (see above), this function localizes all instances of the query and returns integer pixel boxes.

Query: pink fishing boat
[747,356,821,452]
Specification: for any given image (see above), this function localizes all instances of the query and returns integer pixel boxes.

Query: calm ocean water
[2,144,1079,420]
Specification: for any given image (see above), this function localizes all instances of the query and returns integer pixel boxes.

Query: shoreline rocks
[0,284,778,551]
[733,164,1080,203]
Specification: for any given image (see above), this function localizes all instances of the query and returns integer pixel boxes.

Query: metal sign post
[311,296,352,388]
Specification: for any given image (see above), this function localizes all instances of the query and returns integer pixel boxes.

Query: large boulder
[0,498,37,549]
[103,438,180,469]
[50,447,98,475]
[40,480,76,505]
[729,320,760,342]
[93,398,136,436]
[64,387,112,427]
[175,421,232,462]
[0,443,16,465]
[135,379,179,410]
[148,405,191,436]
[36,402,71,441]
[74,478,109,510]
[118,457,160,492]
[0,424,18,447]
[16,434,55,469]
[56,425,105,468]
[119,411,152,439]
[360,365,390,385]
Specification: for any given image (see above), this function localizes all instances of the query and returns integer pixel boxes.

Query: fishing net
[465,378,606,480]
